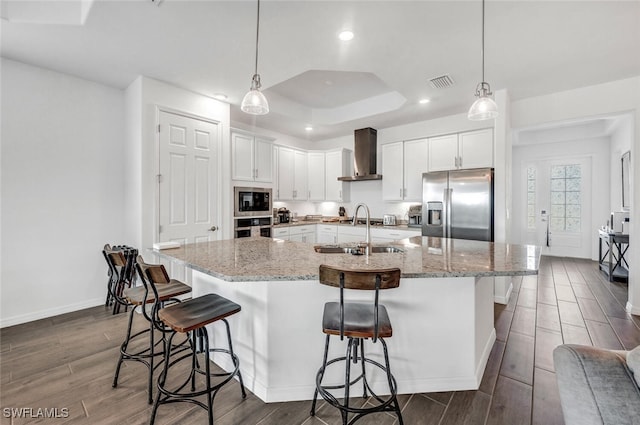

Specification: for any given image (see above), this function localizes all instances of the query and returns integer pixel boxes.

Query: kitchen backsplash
[273,180,420,220]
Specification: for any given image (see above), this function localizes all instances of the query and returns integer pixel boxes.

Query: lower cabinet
[272,227,290,240]
[317,225,338,244]
[289,225,316,243]
[371,228,421,242]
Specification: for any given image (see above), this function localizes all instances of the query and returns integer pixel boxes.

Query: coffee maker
[408,205,422,227]
[277,207,290,224]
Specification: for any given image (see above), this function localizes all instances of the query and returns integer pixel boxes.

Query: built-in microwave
[234,187,272,217]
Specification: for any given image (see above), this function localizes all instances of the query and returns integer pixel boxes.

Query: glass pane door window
[550,164,582,232]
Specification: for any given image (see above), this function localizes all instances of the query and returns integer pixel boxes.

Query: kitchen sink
[313,245,403,255]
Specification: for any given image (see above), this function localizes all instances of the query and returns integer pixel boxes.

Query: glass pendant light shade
[241,74,269,115]
[468,95,498,120]
[468,82,498,120]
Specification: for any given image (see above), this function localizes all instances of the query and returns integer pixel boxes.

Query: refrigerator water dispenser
[427,202,443,226]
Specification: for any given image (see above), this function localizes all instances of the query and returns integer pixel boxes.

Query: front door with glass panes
[523,157,592,258]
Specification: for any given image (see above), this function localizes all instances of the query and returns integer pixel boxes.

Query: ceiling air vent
[428,74,454,89]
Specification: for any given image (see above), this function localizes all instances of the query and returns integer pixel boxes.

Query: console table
[598,229,629,282]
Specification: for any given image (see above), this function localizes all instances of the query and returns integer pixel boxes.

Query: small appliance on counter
[338,206,346,217]
[408,205,422,227]
[277,207,290,224]
[610,211,630,233]
[383,214,397,226]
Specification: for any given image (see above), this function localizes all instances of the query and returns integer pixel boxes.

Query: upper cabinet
[381,140,427,201]
[307,152,325,201]
[325,149,351,202]
[381,142,404,200]
[458,128,494,170]
[276,146,307,201]
[403,139,429,200]
[231,131,273,182]
[428,129,493,171]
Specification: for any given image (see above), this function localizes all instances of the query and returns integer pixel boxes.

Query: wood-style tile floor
[2,256,639,425]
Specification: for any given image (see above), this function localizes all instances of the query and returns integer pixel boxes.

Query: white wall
[1,59,125,327]
[512,136,611,260]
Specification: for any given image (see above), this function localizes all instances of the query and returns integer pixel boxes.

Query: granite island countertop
[153,236,541,282]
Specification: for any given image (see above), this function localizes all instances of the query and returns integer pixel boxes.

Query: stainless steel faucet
[353,203,371,255]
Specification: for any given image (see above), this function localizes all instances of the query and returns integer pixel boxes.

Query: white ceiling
[2,0,639,141]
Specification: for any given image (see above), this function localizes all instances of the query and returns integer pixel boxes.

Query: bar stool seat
[311,264,404,425]
[123,280,191,306]
[322,302,392,339]
[150,292,246,425]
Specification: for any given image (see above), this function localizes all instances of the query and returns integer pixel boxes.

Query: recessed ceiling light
[338,30,354,41]
[419,98,431,104]
[305,126,314,131]
[213,93,228,101]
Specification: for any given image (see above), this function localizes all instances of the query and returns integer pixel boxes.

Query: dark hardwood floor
[2,256,639,424]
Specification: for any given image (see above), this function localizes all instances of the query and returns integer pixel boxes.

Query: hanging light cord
[253,0,261,78]
[481,0,485,83]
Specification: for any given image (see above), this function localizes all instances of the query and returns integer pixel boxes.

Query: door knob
[209,226,218,232]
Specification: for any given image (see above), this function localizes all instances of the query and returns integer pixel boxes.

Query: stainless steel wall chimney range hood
[338,127,382,181]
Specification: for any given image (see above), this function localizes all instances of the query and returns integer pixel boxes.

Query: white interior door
[523,157,591,258]
[158,111,221,246]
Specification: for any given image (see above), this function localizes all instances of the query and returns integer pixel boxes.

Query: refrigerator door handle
[443,188,452,238]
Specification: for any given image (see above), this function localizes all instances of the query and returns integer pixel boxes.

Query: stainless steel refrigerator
[421,168,494,241]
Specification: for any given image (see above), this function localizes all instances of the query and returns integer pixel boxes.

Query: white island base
[192,270,496,403]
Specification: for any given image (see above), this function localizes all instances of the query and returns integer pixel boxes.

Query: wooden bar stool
[107,249,191,404]
[146,277,246,424]
[310,264,404,425]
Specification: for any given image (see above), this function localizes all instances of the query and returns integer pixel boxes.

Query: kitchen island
[152,236,540,403]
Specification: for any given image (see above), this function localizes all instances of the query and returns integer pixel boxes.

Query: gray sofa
[553,344,640,425]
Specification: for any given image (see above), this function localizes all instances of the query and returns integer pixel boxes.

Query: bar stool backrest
[135,255,174,329]
[103,244,130,306]
[318,264,401,342]
[319,265,401,290]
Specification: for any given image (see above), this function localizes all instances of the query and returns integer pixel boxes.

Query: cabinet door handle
[339,190,342,199]
[459,156,462,168]
[308,191,311,199]
[399,188,402,198]
[255,168,258,179]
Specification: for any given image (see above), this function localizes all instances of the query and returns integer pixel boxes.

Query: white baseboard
[626,301,640,316]
[494,282,513,305]
[0,297,105,328]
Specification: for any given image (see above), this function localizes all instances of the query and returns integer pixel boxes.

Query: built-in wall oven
[234,186,272,217]
[234,217,272,238]
[234,187,273,238]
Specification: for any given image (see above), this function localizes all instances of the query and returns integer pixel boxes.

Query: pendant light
[241,0,269,115]
[468,0,498,121]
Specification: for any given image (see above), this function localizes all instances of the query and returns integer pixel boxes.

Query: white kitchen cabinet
[276,147,307,201]
[307,152,325,201]
[403,139,428,201]
[382,140,427,201]
[371,227,421,242]
[293,150,308,201]
[428,134,459,171]
[231,131,273,182]
[275,147,308,201]
[325,149,351,202]
[272,227,290,240]
[428,129,493,171]
[381,142,404,201]
[289,225,316,243]
[337,226,365,244]
[317,224,338,244]
[276,146,295,200]
[458,128,493,170]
